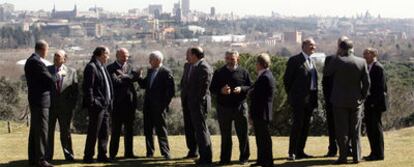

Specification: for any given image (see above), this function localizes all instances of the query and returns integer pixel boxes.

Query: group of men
[284,37,387,165]
[25,36,387,167]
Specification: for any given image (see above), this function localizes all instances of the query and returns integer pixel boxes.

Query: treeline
[1,54,413,136]
[0,27,33,49]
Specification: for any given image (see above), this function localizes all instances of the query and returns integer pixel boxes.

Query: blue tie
[149,69,158,88]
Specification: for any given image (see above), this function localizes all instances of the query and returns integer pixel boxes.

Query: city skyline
[3,0,414,18]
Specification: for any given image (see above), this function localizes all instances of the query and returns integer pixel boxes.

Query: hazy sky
[4,0,414,18]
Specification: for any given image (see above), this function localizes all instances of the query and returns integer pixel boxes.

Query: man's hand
[233,86,242,94]
[221,84,231,95]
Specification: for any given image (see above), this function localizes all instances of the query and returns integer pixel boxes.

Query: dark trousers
[28,106,49,164]
[45,107,74,160]
[143,108,170,156]
[109,105,135,158]
[189,105,212,162]
[181,98,198,156]
[253,120,274,167]
[325,102,337,154]
[364,109,384,158]
[334,106,362,162]
[217,103,250,162]
[288,103,314,155]
[83,108,110,159]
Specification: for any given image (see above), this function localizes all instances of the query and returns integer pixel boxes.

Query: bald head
[35,40,49,58]
[337,36,349,46]
[116,48,129,64]
[302,38,316,55]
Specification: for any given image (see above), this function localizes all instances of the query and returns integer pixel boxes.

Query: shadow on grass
[278,159,336,167]
[0,158,336,167]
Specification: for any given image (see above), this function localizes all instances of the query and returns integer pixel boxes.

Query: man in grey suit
[284,38,318,160]
[25,40,55,167]
[324,39,370,164]
[186,47,213,165]
[46,50,79,161]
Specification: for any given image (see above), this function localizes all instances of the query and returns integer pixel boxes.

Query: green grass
[0,121,413,167]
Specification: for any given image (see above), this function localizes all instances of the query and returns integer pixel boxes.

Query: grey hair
[301,37,315,49]
[149,50,164,62]
[35,40,48,52]
[257,53,271,68]
[225,50,239,57]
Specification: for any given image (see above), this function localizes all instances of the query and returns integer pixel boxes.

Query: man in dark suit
[45,50,78,161]
[107,48,139,160]
[25,40,55,167]
[324,39,370,164]
[82,46,114,163]
[284,38,318,160]
[249,53,275,167]
[186,47,213,165]
[363,48,387,161]
[210,50,251,165]
[322,36,349,157]
[137,51,175,159]
[180,48,198,158]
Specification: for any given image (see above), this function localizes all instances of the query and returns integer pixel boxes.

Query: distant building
[0,3,14,21]
[51,5,78,20]
[182,0,190,16]
[84,22,104,37]
[199,34,246,43]
[210,7,215,17]
[284,31,302,43]
[148,5,162,18]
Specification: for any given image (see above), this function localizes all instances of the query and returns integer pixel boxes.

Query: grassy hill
[0,121,413,167]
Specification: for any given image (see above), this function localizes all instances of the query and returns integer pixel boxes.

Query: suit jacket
[322,55,334,104]
[82,58,114,111]
[365,61,387,112]
[138,66,175,113]
[324,54,370,108]
[107,61,138,110]
[249,69,275,121]
[180,63,191,100]
[187,59,213,115]
[47,64,79,111]
[24,53,55,108]
[283,53,318,108]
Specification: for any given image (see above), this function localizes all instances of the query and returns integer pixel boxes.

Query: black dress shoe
[97,156,112,163]
[333,160,347,164]
[296,153,314,159]
[83,158,96,163]
[218,160,231,165]
[250,162,263,166]
[38,160,54,167]
[185,154,198,159]
[195,159,212,165]
[124,154,138,159]
[287,154,296,161]
[324,151,337,157]
[239,159,248,165]
[163,154,172,160]
[364,155,384,161]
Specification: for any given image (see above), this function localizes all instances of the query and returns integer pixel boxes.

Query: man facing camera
[210,50,251,165]
[249,53,275,167]
[82,46,114,163]
[107,48,139,160]
[138,51,175,159]
[45,50,79,162]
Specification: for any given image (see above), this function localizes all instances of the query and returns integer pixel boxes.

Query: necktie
[307,58,317,90]
[186,65,193,83]
[101,66,111,101]
[56,68,62,94]
[149,69,158,88]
